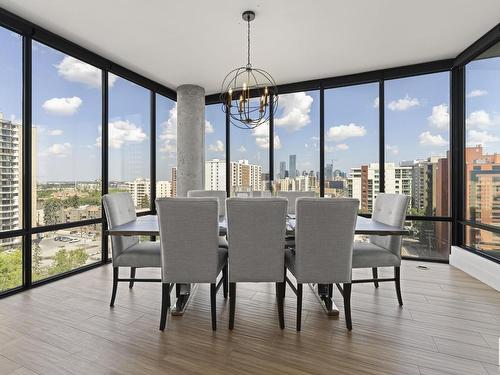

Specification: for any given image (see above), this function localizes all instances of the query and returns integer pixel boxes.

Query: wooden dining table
[108,214,408,316]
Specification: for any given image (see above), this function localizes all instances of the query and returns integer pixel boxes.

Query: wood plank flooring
[0,261,498,374]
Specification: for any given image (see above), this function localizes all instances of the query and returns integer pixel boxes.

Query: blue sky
[1,25,498,184]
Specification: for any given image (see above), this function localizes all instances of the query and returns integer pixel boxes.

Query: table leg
[171,283,198,316]
[309,283,339,316]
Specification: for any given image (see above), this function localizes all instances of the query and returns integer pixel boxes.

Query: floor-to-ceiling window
[0,26,23,292]
[156,94,177,198]
[385,72,451,260]
[464,43,500,261]
[31,41,103,281]
[205,104,226,191]
[324,83,379,211]
[108,74,151,211]
[274,91,320,194]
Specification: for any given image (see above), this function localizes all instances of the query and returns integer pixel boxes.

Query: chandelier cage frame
[220,10,279,130]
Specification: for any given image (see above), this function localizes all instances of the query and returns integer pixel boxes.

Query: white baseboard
[450,246,500,291]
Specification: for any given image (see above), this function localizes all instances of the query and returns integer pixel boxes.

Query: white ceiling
[1,0,500,94]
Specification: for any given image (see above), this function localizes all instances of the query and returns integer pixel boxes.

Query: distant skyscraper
[230,160,262,193]
[325,163,334,181]
[279,161,286,180]
[126,178,150,208]
[289,155,297,178]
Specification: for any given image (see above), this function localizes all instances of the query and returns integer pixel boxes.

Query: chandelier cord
[247,16,251,68]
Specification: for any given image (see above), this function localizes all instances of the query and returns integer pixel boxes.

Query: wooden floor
[0,261,499,375]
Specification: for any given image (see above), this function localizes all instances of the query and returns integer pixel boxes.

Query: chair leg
[129,267,136,289]
[159,283,171,331]
[110,267,118,307]
[210,283,217,331]
[222,264,228,299]
[372,268,379,288]
[283,268,287,298]
[395,267,403,306]
[229,283,236,330]
[277,282,285,330]
[343,283,352,331]
[296,283,303,331]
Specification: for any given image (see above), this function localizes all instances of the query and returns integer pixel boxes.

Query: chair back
[277,191,316,214]
[187,189,227,217]
[252,190,272,198]
[102,192,138,263]
[156,198,220,283]
[226,198,287,282]
[235,191,251,197]
[294,198,358,284]
[369,193,409,258]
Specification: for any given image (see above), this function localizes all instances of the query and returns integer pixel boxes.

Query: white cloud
[159,104,177,154]
[385,144,399,155]
[466,110,493,129]
[373,97,379,108]
[467,89,488,98]
[47,142,72,157]
[274,92,313,131]
[418,131,447,147]
[467,130,500,145]
[208,140,224,152]
[326,123,366,142]
[96,120,147,149]
[205,121,214,134]
[238,145,246,153]
[42,97,82,116]
[56,56,117,88]
[335,143,349,151]
[427,104,449,130]
[310,136,319,141]
[48,129,63,136]
[388,95,420,111]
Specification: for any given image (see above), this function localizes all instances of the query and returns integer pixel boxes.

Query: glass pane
[273,91,319,194]
[32,224,101,281]
[385,73,450,217]
[465,225,500,261]
[402,220,450,260]
[32,41,102,226]
[0,237,22,292]
[205,104,226,191]
[229,115,269,196]
[324,83,379,212]
[156,95,176,198]
[108,75,151,211]
[465,47,500,228]
[0,27,22,233]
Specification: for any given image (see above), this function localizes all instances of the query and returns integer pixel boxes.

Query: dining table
[107,214,408,316]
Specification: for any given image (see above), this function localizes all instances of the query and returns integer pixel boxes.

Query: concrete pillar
[176,84,205,197]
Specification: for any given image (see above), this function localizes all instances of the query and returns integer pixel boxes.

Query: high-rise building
[205,159,226,190]
[171,167,177,197]
[466,146,500,241]
[325,163,334,181]
[289,155,297,178]
[348,163,412,212]
[279,161,286,180]
[0,114,23,245]
[126,178,150,208]
[156,180,172,198]
[230,159,262,193]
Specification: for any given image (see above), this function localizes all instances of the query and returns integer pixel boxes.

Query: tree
[0,248,22,291]
[47,247,89,276]
[43,198,62,226]
[32,243,43,278]
[65,195,80,208]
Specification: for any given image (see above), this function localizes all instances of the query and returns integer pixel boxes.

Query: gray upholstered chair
[277,191,316,215]
[156,197,228,331]
[226,198,287,329]
[284,198,358,331]
[352,193,409,306]
[102,192,161,307]
[235,191,251,197]
[187,189,228,248]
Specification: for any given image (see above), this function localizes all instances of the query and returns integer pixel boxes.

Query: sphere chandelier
[220,11,278,130]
